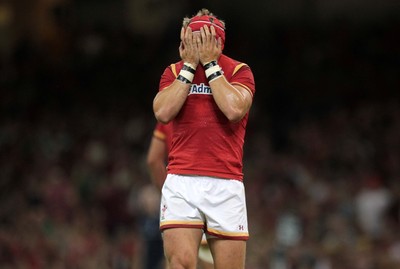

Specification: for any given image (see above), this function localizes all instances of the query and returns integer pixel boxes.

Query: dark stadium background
[0,0,399,268]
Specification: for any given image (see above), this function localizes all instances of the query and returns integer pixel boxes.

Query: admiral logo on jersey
[189,83,212,95]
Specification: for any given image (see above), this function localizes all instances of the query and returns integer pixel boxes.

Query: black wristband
[207,71,223,82]
[203,60,218,70]
[177,74,191,84]
[182,64,196,74]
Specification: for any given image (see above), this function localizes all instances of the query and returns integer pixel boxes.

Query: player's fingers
[209,26,216,47]
[210,25,216,38]
[179,41,184,52]
[186,26,192,37]
[191,31,198,46]
[200,26,206,45]
[186,27,194,48]
[217,37,222,51]
[184,27,189,41]
[203,25,211,43]
[209,26,217,47]
[196,34,202,47]
[180,26,185,41]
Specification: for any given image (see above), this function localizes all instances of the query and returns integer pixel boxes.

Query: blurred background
[0,0,399,268]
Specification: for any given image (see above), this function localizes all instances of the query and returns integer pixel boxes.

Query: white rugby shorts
[160,174,249,240]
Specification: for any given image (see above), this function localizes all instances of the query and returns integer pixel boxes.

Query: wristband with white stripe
[203,60,218,70]
[183,62,196,73]
[207,71,223,82]
[177,63,196,84]
[205,64,222,78]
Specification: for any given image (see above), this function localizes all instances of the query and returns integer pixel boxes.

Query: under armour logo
[238,225,244,231]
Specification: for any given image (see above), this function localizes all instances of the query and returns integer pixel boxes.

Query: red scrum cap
[188,15,226,49]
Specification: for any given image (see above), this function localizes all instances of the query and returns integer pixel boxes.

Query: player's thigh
[208,238,246,269]
[163,228,203,263]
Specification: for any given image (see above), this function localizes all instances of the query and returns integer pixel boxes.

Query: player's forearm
[147,157,167,191]
[148,164,167,191]
[209,76,252,122]
[153,81,191,123]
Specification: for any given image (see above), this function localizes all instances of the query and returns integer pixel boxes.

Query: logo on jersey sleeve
[189,83,212,95]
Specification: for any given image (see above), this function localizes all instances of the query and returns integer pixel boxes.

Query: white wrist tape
[205,65,222,78]
[177,63,196,84]
[184,62,196,70]
[179,69,194,82]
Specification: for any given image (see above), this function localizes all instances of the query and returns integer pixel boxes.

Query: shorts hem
[168,171,243,181]
[207,231,249,241]
[160,222,204,231]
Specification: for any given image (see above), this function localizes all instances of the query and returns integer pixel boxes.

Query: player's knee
[166,251,197,269]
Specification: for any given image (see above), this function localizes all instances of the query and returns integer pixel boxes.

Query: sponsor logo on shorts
[189,83,212,95]
[238,225,244,231]
[161,204,167,220]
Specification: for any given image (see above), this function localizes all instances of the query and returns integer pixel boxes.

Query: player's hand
[179,27,199,67]
[197,25,222,65]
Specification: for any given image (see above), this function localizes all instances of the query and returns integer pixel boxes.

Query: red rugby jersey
[158,54,255,180]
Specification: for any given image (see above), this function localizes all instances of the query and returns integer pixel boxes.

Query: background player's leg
[208,239,246,269]
[163,228,203,269]
[198,243,214,269]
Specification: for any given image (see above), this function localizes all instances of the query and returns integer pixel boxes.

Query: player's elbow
[153,99,172,124]
[154,110,173,124]
[153,104,173,123]
[226,98,252,122]
[225,108,246,122]
[153,102,177,123]
[227,114,244,123]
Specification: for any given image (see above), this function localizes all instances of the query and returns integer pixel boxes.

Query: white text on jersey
[188,83,212,95]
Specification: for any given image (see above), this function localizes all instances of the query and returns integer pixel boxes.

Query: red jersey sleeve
[153,122,173,154]
[230,64,255,97]
[154,123,167,141]
[159,64,178,91]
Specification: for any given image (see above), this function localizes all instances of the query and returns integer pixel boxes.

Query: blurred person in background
[355,174,392,239]
[137,184,165,269]
[147,122,214,269]
[152,8,255,269]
